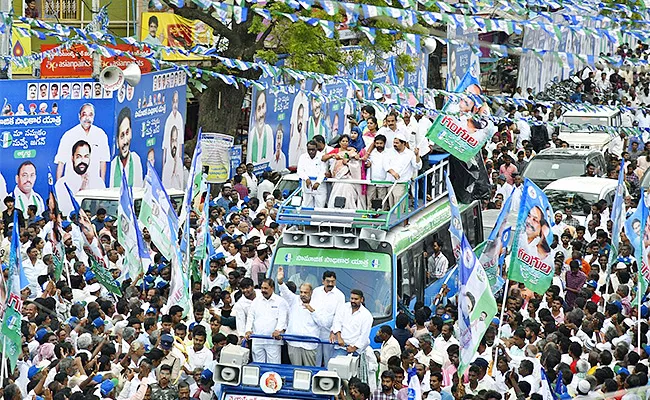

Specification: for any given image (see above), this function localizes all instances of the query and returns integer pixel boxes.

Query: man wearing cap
[159,333,183,382]
[245,278,289,363]
[385,131,421,211]
[551,211,568,238]
[205,254,228,291]
[494,175,513,202]
[250,243,270,287]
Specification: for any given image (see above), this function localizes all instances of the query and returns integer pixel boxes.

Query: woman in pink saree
[321,134,362,209]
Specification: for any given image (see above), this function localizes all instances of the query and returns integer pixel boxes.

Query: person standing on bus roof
[277,266,322,366]
[297,140,327,208]
[330,289,373,357]
[311,271,345,366]
[426,239,449,282]
[385,132,421,212]
[245,278,289,364]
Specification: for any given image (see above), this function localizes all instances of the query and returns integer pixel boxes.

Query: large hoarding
[0,70,186,216]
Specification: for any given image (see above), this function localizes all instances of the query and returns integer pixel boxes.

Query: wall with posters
[247,78,349,170]
[0,70,186,216]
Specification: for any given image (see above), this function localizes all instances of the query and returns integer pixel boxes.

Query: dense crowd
[2,60,650,400]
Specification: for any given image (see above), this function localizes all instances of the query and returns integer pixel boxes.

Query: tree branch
[160,2,241,48]
[255,22,275,50]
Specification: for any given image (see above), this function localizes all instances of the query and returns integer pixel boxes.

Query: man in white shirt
[385,132,422,211]
[377,113,405,145]
[366,134,389,209]
[23,245,47,298]
[232,278,258,340]
[163,91,184,189]
[376,325,401,375]
[330,288,373,357]
[311,270,345,366]
[183,327,213,384]
[245,278,289,363]
[277,266,321,366]
[297,140,327,208]
[608,131,626,158]
[243,163,259,197]
[256,171,275,204]
[12,161,45,218]
[55,103,109,183]
[495,175,513,202]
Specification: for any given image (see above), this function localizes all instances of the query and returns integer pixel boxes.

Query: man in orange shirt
[564,250,591,275]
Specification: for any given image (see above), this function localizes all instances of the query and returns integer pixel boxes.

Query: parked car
[543,177,627,225]
[75,187,185,217]
[521,148,607,189]
[558,108,620,151]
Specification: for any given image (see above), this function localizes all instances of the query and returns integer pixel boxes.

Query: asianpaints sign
[40,44,153,78]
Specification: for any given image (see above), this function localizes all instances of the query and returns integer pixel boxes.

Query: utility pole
[0,0,11,79]
[90,0,102,78]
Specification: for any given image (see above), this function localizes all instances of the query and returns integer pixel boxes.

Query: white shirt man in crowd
[232,278,258,340]
[297,140,327,208]
[245,278,289,364]
[366,134,389,208]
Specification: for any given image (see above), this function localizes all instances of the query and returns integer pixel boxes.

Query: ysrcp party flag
[47,169,65,282]
[508,178,555,295]
[118,171,151,281]
[479,194,514,293]
[625,191,643,254]
[139,163,179,262]
[446,173,463,259]
[427,63,496,162]
[458,234,497,375]
[1,212,30,370]
[607,159,626,286]
[193,187,210,263]
[165,250,192,318]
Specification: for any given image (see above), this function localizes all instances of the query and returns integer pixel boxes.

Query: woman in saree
[321,134,363,209]
[362,116,379,148]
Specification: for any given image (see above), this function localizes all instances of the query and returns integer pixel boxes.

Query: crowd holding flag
[118,171,151,282]
[508,178,555,295]
[1,212,30,371]
[139,163,179,263]
[46,169,65,282]
[478,194,514,294]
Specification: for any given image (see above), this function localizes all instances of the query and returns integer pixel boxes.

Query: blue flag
[445,173,463,259]
[63,182,81,216]
[118,171,151,281]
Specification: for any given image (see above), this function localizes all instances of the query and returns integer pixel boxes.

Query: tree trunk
[197,79,249,136]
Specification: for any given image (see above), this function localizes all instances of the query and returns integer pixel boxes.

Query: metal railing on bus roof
[277,156,450,231]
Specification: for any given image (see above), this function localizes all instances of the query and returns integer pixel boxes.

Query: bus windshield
[271,247,393,321]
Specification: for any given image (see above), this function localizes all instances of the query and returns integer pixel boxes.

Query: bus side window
[411,243,425,301]
[397,251,415,305]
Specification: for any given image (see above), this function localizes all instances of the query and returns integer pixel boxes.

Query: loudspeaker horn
[311,371,341,395]
[213,363,242,386]
[423,37,437,54]
[99,63,141,92]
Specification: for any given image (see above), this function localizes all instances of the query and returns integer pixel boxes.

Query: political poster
[507,178,555,295]
[40,44,152,78]
[202,132,233,183]
[478,194,514,293]
[0,70,187,217]
[139,12,215,61]
[109,69,187,192]
[447,24,480,91]
[458,234,497,375]
[247,78,348,170]
[426,65,495,162]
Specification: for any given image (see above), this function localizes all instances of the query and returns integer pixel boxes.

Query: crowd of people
[4,58,650,400]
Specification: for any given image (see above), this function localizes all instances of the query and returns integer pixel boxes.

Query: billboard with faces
[0,71,187,217]
[246,77,350,171]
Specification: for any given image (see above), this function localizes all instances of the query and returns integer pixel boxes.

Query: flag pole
[638,273,642,354]
[1,336,6,386]
[492,279,510,377]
